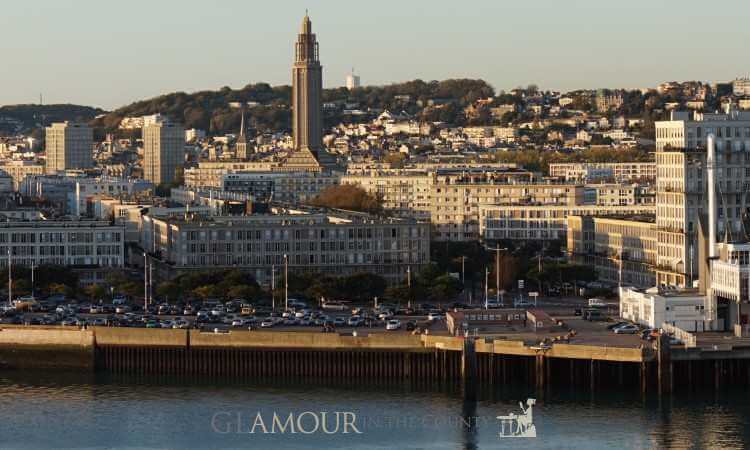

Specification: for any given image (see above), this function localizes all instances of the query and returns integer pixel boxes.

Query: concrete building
[549,162,656,183]
[222,171,339,203]
[619,286,709,332]
[342,167,580,241]
[0,161,45,190]
[590,184,654,206]
[143,121,185,185]
[141,207,430,285]
[345,69,360,90]
[733,78,750,97]
[567,215,658,288]
[0,219,124,285]
[45,122,93,173]
[21,174,152,216]
[654,110,750,286]
[481,204,655,245]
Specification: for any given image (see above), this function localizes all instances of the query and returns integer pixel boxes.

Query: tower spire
[239,107,245,136]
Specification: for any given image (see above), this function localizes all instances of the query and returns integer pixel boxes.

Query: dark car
[405,320,417,331]
[607,321,628,330]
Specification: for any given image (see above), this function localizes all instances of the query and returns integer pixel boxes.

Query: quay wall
[0,326,95,370]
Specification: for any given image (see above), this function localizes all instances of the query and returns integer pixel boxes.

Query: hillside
[93,79,495,136]
[0,104,105,136]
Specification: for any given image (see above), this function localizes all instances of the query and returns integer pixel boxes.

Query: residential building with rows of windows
[141,208,429,285]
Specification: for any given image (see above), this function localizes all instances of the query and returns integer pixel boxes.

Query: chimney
[707,134,717,258]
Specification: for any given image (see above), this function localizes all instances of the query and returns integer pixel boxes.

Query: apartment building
[0,161,45,190]
[342,167,579,241]
[222,171,339,203]
[0,219,124,284]
[45,122,93,173]
[567,216,657,288]
[590,184,655,206]
[654,109,750,286]
[143,121,185,185]
[549,162,656,183]
[141,208,430,285]
[480,204,656,245]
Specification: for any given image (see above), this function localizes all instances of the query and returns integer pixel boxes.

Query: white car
[385,319,401,331]
[295,309,309,319]
[231,318,246,327]
[260,319,274,328]
[588,298,606,308]
[427,312,444,321]
[115,305,130,314]
[377,311,393,320]
[613,324,639,334]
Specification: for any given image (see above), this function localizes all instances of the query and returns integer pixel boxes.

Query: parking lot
[0,297,454,335]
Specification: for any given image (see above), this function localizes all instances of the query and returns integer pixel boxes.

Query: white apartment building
[45,122,93,173]
[549,162,656,183]
[655,109,750,286]
[143,121,185,185]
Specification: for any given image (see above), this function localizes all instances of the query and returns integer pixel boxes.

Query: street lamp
[484,244,508,306]
[283,254,288,312]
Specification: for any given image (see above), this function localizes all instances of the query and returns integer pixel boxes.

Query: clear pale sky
[1,0,748,110]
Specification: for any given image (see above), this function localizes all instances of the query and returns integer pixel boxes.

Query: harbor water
[0,370,747,449]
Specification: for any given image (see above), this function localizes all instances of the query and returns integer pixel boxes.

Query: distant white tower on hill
[346,68,361,90]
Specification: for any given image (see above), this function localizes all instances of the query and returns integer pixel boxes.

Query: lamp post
[484,267,490,309]
[7,247,11,305]
[143,252,148,312]
[30,262,35,300]
[484,244,508,306]
[407,265,411,309]
[283,254,288,312]
[271,264,276,311]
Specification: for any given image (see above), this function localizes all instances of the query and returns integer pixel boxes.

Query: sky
[1,0,748,110]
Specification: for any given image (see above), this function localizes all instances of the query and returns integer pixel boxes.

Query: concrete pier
[2,326,750,393]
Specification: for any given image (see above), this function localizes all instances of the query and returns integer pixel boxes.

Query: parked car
[348,316,364,327]
[607,321,629,330]
[613,324,639,334]
[583,309,605,321]
[260,318,274,328]
[588,298,606,308]
[322,301,348,311]
[377,311,394,320]
[405,320,417,331]
[427,312,444,321]
[385,319,401,331]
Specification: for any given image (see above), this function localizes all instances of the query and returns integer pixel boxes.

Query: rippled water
[0,370,747,449]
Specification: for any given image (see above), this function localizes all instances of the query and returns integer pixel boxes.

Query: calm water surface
[0,370,747,449]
